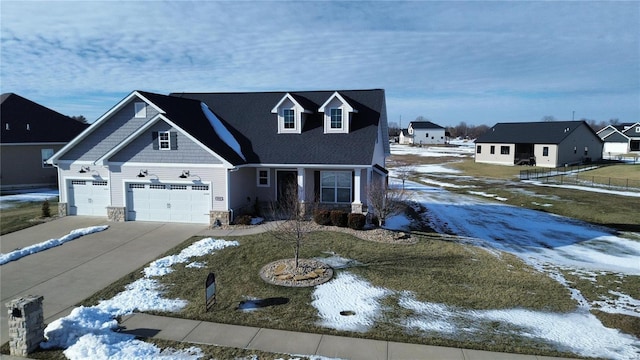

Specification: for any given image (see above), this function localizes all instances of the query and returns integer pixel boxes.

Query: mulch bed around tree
[259,258,334,287]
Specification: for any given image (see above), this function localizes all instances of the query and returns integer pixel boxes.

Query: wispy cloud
[1,1,638,125]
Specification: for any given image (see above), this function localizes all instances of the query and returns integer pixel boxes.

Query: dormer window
[283,109,295,129]
[272,93,312,134]
[319,92,357,134]
[330,108,343,129]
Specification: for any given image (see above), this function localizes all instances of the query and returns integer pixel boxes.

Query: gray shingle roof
[475,121,597,144]
[410,121,444,129]
[170,90,386,166]
[1,93,88,143]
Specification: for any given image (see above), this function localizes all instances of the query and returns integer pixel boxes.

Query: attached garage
[68,179,110,216]
[126,183,211,224]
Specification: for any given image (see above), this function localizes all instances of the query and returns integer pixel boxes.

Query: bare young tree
[367,179,407,227]
[394,163,413,191]
[267,179,318,269]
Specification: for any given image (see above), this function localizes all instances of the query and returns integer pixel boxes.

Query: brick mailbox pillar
[5,295,45,357]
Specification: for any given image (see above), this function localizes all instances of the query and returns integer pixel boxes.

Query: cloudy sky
[1,1,638,127]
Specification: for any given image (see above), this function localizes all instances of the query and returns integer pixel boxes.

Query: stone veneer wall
[5,295,45,356]
[57,202,67,217]
[107,207,126,222]
[210,210,231,227]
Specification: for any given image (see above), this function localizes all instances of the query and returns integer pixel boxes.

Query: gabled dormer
[271,93,312,134]
[318,91,357,134]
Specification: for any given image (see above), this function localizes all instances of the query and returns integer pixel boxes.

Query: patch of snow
[314,254,361,269]
[0,225,109,265]
[531,201,553,207]
[251,217,264,225]
[383,214,411,231]
[418,177,468,188]
[312,272,639,359]
[42,237,239,359]
[467,191,508,201]
[412,164,461,174]
[592,291,640,318]
[201,102,246,161]
[312,272,392,332]
[0,188,59,209]
[390,144,472,157]
[186,261,206,268]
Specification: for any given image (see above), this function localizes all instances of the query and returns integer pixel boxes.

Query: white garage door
[126,183,211,224]
[68,179,110,216]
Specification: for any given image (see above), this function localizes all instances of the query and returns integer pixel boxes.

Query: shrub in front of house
[42,200,51,218]
[348,213,366,230]
[313,209,332,225]
[330,210,348,228]
[234,214,252,225]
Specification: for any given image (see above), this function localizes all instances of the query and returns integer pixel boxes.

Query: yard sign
[205,272,216,311]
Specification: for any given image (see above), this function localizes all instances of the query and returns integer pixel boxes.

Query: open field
[0,200,59,235]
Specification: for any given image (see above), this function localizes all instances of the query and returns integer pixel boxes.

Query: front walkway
[120,313,570,360]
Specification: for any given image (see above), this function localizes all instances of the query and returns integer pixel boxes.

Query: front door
[277,171,298,203]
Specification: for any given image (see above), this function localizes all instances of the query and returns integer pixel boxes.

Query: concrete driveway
[0,216,206,344]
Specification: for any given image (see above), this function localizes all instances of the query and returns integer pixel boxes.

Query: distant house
[596,124,631,158]
[621,122,640,152]
[402,121,446,145]
[0,93,88,191]
[398,129,411,144]
[474,121,603,168]
[47,89,389,225]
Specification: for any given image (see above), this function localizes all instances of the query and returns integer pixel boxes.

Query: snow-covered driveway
[407,182,640,276]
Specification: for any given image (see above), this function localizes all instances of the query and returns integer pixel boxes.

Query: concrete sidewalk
[119,313,569,360]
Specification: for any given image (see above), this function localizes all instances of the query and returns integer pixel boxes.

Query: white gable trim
[271,93,312,134]
[596,124,618,135]
[95,114,234,168]
[621,122,640,136]
[47,91,164,165]
[318,91,357,113]
[270,93,312,114]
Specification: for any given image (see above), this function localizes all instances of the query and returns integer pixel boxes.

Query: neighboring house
[401,121,447,145]
[398,129,411,144]
[47,89,390,225]
[0,93,88,192]
[621,122,640,152]
[474,121,603,168]
[596,125,630,158]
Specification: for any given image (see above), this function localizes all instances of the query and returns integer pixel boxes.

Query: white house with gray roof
[402,121,446,145]
[474,121,603,167]
[47,89,389,225]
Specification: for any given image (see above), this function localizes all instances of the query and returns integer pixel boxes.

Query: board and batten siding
[108,121,223,164]
[61,101,160,161]
[109,166,228,211]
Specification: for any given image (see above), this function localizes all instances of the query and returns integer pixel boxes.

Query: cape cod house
[1,93,88,191]
[474,120,603,167]
[47,89,390,225]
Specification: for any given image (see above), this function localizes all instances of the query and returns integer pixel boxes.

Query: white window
[41,148,54,168]
[158,131,170,150]
[330,108,343,129]
[134,102,146,118]
[321,171,351,203]
[283,109,295,129]
[636,126,640,133]
[257,169,270,187]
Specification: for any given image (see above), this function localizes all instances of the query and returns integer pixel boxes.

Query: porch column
[297,167,305,203]
[352,168,363,213]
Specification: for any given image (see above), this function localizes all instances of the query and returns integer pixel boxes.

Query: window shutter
[152,132,159,150]
[352,171,355,201]
[170,132,178,150]
[314,171,320,202]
